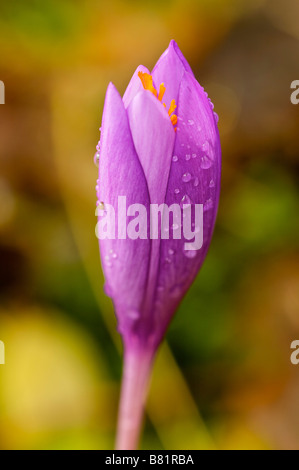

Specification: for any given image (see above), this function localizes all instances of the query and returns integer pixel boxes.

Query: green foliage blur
[0,0,299,450]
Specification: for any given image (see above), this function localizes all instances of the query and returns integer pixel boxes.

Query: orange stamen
[168,99,177,116]
[138,71,177,129]
[158,83,166,102]
[171,114,178,126]
[138,71,157,97]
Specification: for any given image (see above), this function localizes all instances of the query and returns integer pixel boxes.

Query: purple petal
[151,40,194,111]
[97,83,151,338]
[170,40,194,76]
[127,89,175,204]
[152,71,221,339]
[123,65,150,109]
[127,89,176,339]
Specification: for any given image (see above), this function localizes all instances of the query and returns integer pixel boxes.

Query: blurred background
[0,0,299,450]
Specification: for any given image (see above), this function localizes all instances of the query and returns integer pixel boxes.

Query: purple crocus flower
[95,40,221,449]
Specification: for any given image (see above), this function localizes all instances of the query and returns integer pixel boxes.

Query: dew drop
[188,119,194,126]
[180,194,191,206]
[193,177,199,187]
[192,153,197,159]
[172,223,179,230]
[95,185,100,192]
[204,198,214,211]
[182,172,192,183]
[214,112,219,123]
[200,156,212,170]
[165,257,172,264]
[94,152,100,167]
[184,249,197,259]
[185,154,191,161]
[168,248,175,256]
[172,155,178,162]
[202,141,210,153]
[112,253,117,259]
[128,310,140,320]
[174,188,180,195]
[209,179,215,188]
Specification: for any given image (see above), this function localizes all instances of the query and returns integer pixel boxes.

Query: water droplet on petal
[192,153,197,159]
[168,248,175,256]
[188,119,194,126]
[112,253,117,259]
[209,179,215,188]
[180,194,191,206]
[174,188,180,195]
[185,154,191,161]
[214,112,219,123]
[202,141,210,153]
[204,198,214,211]
[94,152,100,167]
[95,185,100,192]
[182,172,192,183]
[128,310,140,320]
[165,257,172,264]
[172,155,178,162]
[193,177,199,187]
[172,223,179,230]
[184,249,197,259]
[200,156,212,169]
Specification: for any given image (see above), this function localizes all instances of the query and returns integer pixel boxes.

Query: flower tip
[105,81,123,105]
[169,39,178,49]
